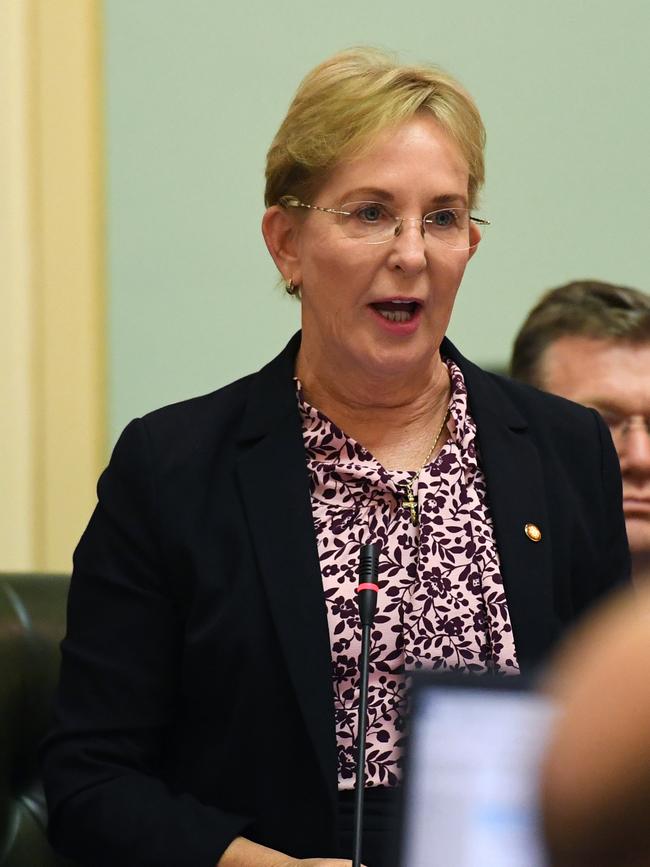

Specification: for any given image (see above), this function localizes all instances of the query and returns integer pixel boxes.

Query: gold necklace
[402,407,450,526]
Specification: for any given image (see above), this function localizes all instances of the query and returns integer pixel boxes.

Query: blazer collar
[238,331,302,443]
[441,337,528,430]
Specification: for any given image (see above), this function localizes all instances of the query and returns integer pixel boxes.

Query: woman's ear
[467,221,482,261]
[261,206,303,285]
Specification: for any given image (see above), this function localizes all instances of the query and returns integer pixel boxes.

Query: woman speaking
[42,48,628,867]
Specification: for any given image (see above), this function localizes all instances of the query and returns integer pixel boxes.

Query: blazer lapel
[235,333,338,802]
[443,340,561,670]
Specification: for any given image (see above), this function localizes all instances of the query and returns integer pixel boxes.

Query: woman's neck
[295,344,451,470]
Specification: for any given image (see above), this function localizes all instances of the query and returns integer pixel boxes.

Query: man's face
[540,336,650,564]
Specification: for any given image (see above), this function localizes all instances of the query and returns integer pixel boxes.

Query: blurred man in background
[541,582,650,866]
[511,280,650,585]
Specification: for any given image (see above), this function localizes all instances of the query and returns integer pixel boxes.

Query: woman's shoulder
[107,371,262,485]
[134,332,301,451]
[110,335,301,478]
[477,368,609,462]
[445,338,600,437]
[487,370,597,427]
[142,371,257,439]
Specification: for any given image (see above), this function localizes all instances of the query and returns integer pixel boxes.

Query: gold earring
[286,278,298,296]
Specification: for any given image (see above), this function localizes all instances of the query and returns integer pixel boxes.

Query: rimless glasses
[279,195,490,250]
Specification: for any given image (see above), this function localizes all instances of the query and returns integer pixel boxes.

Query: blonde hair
[265,47,486,210]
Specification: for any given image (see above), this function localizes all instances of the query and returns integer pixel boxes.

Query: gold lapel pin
[525,523,542,543]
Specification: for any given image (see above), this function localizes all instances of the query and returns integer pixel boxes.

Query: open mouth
[370,300,421,323]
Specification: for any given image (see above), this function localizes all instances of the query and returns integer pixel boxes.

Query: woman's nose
[389,219,427,272]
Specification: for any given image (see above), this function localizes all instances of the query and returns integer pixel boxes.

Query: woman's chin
[352,340,440,384]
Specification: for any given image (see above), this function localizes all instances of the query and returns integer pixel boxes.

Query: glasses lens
[423,208,481,249]
[339,202,397,242]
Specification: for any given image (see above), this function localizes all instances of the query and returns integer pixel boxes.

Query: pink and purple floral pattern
[297,359,519,790]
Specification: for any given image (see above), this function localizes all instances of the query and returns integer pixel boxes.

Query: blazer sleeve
[41,419,254,867]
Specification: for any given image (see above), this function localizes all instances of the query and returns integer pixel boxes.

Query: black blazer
[42,333,629,867]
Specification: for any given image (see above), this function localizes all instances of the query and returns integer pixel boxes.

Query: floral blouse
[297,359,519,790]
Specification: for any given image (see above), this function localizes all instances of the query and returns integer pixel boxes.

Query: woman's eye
[428,209,456,228]
[356,204,386,223]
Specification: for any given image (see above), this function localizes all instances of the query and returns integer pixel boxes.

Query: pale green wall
[104,0,650,443]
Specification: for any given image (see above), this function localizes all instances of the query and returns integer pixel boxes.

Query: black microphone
[352,542,380,867]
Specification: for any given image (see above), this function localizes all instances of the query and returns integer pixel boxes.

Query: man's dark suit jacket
[42,333,629,867]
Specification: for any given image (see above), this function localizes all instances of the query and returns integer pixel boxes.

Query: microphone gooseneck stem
[352,622,372,867]
[352,542,380,867]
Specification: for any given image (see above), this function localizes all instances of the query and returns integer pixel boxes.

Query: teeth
[379,309,413,322]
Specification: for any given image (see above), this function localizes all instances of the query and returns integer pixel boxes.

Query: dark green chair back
[0,574,75,867]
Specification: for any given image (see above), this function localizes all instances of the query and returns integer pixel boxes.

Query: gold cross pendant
[402,485,418,525]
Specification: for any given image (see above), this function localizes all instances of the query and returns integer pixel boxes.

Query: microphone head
[358,542,380,586]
